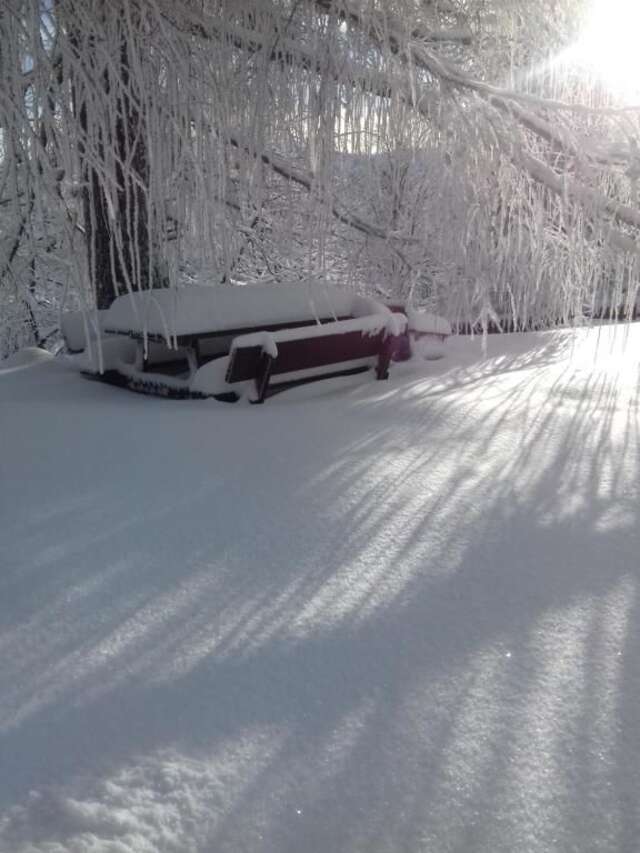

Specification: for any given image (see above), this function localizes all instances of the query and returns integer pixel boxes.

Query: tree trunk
[72,3,152,310]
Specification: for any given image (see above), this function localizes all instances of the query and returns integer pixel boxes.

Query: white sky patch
[573,0,640,101]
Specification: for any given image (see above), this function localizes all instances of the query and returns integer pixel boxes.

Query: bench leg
[252,352,273,404]
[192,338,201,367]
[134,340,147,372]
[376,338,392,380]
[186,346,199,379]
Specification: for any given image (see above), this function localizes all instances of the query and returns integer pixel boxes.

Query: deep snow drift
[1,325,639,852]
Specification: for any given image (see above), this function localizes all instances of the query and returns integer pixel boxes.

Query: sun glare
[574,0,640,100]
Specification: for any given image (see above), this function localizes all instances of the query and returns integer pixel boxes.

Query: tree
[69,2,153,308]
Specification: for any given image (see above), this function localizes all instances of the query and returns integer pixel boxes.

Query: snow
[72,336,139,374]
[350,294,394,319]
[412,337,446,360]
[0,347,53,372]
[1,323,640,852]
[103,284,361,339]
[60,311,110,354]
[190,356,233,397]
[60,312,90,353]
[229,312,403,353]
[406,306,452,336]
[231,329,280,358]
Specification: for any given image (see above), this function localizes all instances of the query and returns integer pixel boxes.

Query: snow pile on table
[2,322,640,853]
[103,283,362,339]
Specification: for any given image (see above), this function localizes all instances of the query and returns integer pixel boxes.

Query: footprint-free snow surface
[1,326,639,852]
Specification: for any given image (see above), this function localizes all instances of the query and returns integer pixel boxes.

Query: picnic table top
[103,283,361,339]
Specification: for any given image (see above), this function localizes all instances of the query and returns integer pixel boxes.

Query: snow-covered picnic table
[88,284,408,400]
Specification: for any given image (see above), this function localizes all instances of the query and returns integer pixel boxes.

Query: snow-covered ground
[1,325,639,852]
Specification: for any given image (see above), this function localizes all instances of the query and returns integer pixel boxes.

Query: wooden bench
[225,315,404,403]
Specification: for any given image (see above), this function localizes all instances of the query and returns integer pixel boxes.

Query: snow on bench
[221,313,407,403]
[387,304,452,361]
[103,283,359,341]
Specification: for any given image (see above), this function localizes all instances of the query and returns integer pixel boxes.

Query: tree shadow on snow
[1,329,640,851]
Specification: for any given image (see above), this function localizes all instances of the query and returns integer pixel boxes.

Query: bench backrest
[226,326,386,384]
